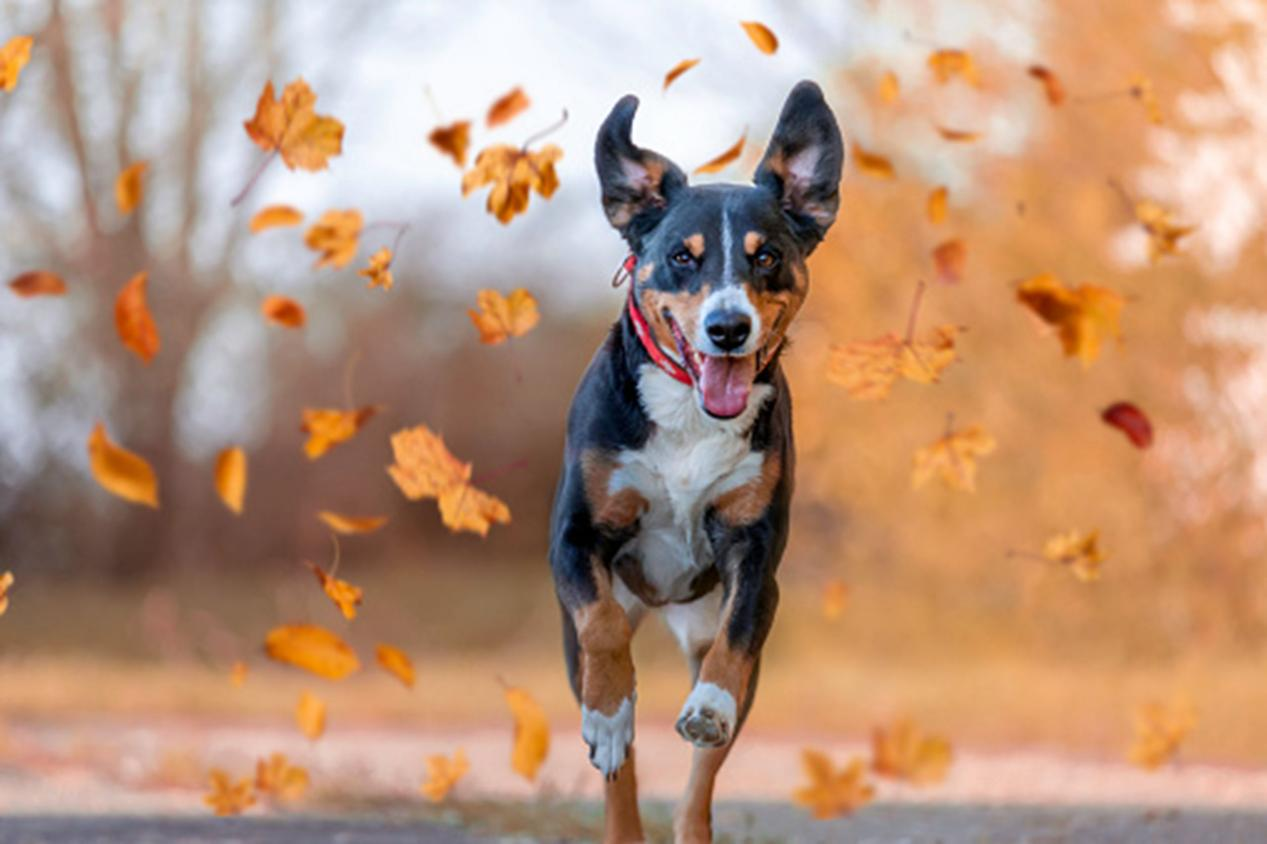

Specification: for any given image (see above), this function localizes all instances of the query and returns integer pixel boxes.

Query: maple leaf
[0,35,32,93]
[740,20,778,54]
[871,717,954,785]
[911,423,996,492]
[1028,65,1065,106]
[115,161,147,216]
[1134,200,1196,262]
[8,270,66,297]
[1016,273,1124,366]
[928,49,979,86]
[295,690,326,740]
[264,623,360,681]
[358,247,394,291]
[244,78,344,171]
[462,143,563,224]
[1102,402,1153,449]
[821,579,848,621]
[932,239,966,283]
[317,511,388,535]
[305,559,363,621]
[695,131,746,175]
[419,749,469,803]
[927,187,948,225]
[304,209,363,269]
[230,660,248,687]
[792,750,875,819]
[204,769,256,816]
[468,288,540,345]
[249,205,303,233]
[1042,529,1106,583]
[376,643,416,688]
[878,70,900,105]
[828,325,961,400]
[214,447,247,515]
[486,86,531,128]
[1128,74,1163,125]
[386,424,511,537]
[1128,699,1195,770]
[88,421,159,508]
[664,58,701,91]
[429,120,471,168]
[300,405,380,460]
[255,753,309,801]
[261,295,306,328]
[115,271,159,362]
[0,571,14,617]
[852,143,894,179]
[504,685,550,782]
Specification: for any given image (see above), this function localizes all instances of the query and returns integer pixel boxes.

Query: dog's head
[596,80,844,419]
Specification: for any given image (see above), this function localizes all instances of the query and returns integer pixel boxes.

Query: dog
[549,80,844,843]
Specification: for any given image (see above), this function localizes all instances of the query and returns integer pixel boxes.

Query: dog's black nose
[704,310,752,352]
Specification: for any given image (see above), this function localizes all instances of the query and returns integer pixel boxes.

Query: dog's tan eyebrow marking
[636,261,655,283]
[684,233,705,258]
[743,231,765,255]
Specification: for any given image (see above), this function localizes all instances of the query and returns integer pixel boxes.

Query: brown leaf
[935,126,981,143]
[1042,529,1106,582]
[852,143,894,179]
[663,58,701,91]
[429,120,471,168]
[244,78,344,171]
[462,143,563,224]
[931,239,966,284]
[358,247,393,291]
[1134,200,1196,262]
[1016,273,1124,366]
[88,421,159,508]
[115,161,148,215]
[261,295,306,328]
[1102,402,1153,449]
[486,86,530,128]
[740,21,778,54]
[264,623,360,680]
[249,205,304,233]
[214,447,247,515]
[1027,65,1065,106]
[8,271,66,297]
[115,271,159,362]
[694,131,746,175]
[317,511,388,534]
[304,559,363,621]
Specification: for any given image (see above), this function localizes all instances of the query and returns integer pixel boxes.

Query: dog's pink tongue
[699,355,756,418]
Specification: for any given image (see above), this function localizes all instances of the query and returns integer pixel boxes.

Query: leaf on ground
[468,288,540,344]
[827,325,961,400]
[255,753,309,801]
[264,623,360,681]
[663,58,701,91]
[461,143,563,224]
[505,685,550,782]
[304,209,363,269]
[204,769,256,816]
[486,87,530,128]
[305,560,363,621]
[261,295,306,328]
[1042,529,1106,582]
[1128,699,1195,770]
[792,749,875,819]
[317,511,388,535]
[244,78,344,171]
[419,749,469,803]
[429,120,472,167]
[300,405,380,460]
[249,205,304,233]
[740,21,778,54]
[115,271,159,362]
[376,643,416,688]
[114,161,148,215]
[871,717,953,784]
[0,35,33,93]
[295,690,326,740]
[1028,65,1065,105]
[8,271,66,297]
[88,421,159,508]
[1016,273,1124,366]
[852,143,894,179]
[358,247,394,291]
[911,424,996,492]
[386,424,511,537]
[928,49,979,85]
[214,447,247,514]
[1101,402,1153,449]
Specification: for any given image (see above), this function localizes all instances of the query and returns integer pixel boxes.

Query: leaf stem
[328,532,342,576]
[342,348,362,409]
[521,109,569,151]
[471,457,528,487]
[230,150,277,207]
[903,280,927,344]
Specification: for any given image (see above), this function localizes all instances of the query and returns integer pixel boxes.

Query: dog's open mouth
[665,310,756,419]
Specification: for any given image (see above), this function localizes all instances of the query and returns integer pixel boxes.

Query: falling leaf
[88,421,159,508]
[8,271,66,297]
[936,126,981,143]
[1028,65,1065,106]
[871,717,953,785]
[300,405,380,460]
[1134,200,1196,262]
[1042,529,1106,582]
[114,161,148,215]
[694,131,746,175]
[264,623,360,681]
[304,209,363,269]
[376,643,416,688]
[295,691,326,740]
[792,750,875,819]
[249,205,304,233]
[821,579,848,621]
[214,447,247,515]
[358,247,394,291]
[419,749,469,803]
[878,70,900,105]
[828,325,961,400]
[1016,273,1124,366]
[1128,74,1163,125]
[230,660,248,687]
[462,143,563,224]
[926,187,948,225]
[486,86,530,128]
[429,120,472,168]
[927,49,979,85]
[115,271,159,362]
[244,78,344,171]
[305,559,363,621]
[740,21,778,54]
[505,685,550,782]
[912,424,996,492]
[931,239,966,284]
[204,769,256,816]
[0,571,14,617]
[317,511,388,535]
[468,288,540,345]
[255,753,309,801]
[1102,402,1153,449]
[1128,699,1195,770]
[0,35,32,93]
[663,58,701,91]
[852,143,894,180]
[386,424,512,537]
[261,295,306,328]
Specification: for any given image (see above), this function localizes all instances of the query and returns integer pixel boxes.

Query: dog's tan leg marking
[604,745,646,844]
[674,744,730,844]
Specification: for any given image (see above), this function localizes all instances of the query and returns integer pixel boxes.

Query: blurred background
[3,0,1267,814]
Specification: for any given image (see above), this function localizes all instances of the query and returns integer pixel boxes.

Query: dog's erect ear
[754,80,845,251]
[595,95,688,249]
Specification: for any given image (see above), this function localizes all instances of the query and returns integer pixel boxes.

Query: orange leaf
[927,49,979,85]
[663,58,701,91]
[115,271,159,362]
[1015,273,1124,366]
[114,161,148,215]
[1128,74,1164,125]
[87,421,159,508]
[317,511,388,535]
[255,752,309,800]
[244,78,344,171]
[419,749,469,803]
[229,660,248,687]
[294,691,326,740]
[871,717,954,784]
[852,143,894,180]
[386,424,511,537]
[461,143,563,224]
[827,325,961,400]
[821,579,848,621]
[694,131,746,175]
[214,447,247,515]
[505,685,550,782]
[1134,199,1196,262]
[927,187,948,225]
[1027,65,1065,106]
[877,70,900,105]
[931,239,966,284]
[249,205,304,233]
[304,560,363,621]
[1042,529,1106,582]
[935,126,981,143]
[261,295,306,328]
[358,247,393,291]
[375,643,416,688]
[429,120,471,167]
[1128,699,1195,770]
[300,405,380,460]
[468,288,540,344]
[304,209,363,269]
[740,21,778,54]
[204,769,255,816]
[264,623,360,681]
[486,86,531,128]
[0,571,14,617]
[911,424,996,492]
[0,35,33,93]
[8,270,66,297]
[792,750,875,819]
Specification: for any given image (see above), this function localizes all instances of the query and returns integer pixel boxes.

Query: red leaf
[1101,402,1153,449]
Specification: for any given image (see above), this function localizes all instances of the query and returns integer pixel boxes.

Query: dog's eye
[670,248,695,268]
[753,248,780,270]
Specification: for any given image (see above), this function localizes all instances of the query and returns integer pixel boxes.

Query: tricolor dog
[549,81,844,843]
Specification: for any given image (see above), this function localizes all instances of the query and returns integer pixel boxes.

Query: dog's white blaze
[695,285,762,357]
[680,681,737,733]
[581,693,636,777]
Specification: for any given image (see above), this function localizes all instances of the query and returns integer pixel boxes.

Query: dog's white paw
[675,682,737,748]
[581,694,635,779]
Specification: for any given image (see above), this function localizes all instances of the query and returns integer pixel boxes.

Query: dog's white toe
[675,682,737,748]
[581,694,635,778]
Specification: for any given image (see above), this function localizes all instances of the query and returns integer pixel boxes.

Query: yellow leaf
[927,186,948,225]
[504,685,550,782]
[1134,200,1196,262]
[295,690,326,740]
[229,660,248,687]
[304,209,363,269]
[249,205,304,233]
[468,288,540,344]
[255,752,309,801]
[1128,699,1195,770]
[317,511,388,535]
[0,35,33,93]
[1016,273,1124,366]
[694,131,746,175]
[0,571,14,617]
[115,271,159,362]
[871,717,954,785]
[1042,529,1105,583]
[911,424,996,492]
[387,424,512,537]
[821,579,848,621]
[87,421,159,508]
[663,58,701,91]
[740,21,778,54]
[204,769,256,816]
[7,270,66,297]
[931,239,966,284]
[264,623,360,681]
[376,643,416,688]
[114,161,148,215]
[852,143,894,180]
[827,325,961,400]
[305,560,363,621]
[486,86,531,128]
[429,120,471,167]
[358,247,394,291]
[300,405,380,460]
[1027,65,1065,106]
[792,750,875,819]
[877,70,900,105]
[261,295,306,328]
[214,447,247,515]
[927,49,979,85]
[462,143,563,224]
[244,78,344,171]
[419,749,469,803]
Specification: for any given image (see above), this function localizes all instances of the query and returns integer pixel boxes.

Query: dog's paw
[675,682,737,748]
[581,694,635,779]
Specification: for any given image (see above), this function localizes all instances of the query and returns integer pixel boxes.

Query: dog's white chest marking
[608,366,772,601]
